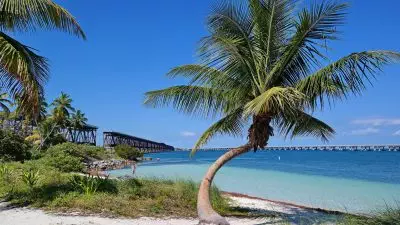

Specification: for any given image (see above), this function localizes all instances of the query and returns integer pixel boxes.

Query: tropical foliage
[0,0,85,118]
[0,92,12,115]
[24,92,89,149]
[144,0,400,223]
[51,92,75,126]
[0,129,31,162]
[40,142,108,172]
[114,144,144,160]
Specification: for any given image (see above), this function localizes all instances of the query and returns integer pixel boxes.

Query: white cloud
[351,118,400,126]
[180,131,196,137]
[393,130,400,136]
[346,127,380,136]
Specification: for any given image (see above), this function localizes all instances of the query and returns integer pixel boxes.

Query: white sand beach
[0,195,338,225]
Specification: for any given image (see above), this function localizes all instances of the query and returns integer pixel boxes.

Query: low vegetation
[114,144,144,160]
[0,129,32,162]
[338,208,400,225]
[0,160,245,218]
[39,142,111,172]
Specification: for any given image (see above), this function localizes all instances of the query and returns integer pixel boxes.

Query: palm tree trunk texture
[197,144,251,225]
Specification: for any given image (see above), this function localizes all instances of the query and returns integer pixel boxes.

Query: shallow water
[108,150,400,214]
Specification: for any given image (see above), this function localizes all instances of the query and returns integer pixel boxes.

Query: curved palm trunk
[197,144,251,225]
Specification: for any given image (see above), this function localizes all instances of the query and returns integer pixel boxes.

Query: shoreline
[223,191,346,215]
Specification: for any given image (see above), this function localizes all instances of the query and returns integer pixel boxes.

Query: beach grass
[0,160,250,218]
[338,206,400,225]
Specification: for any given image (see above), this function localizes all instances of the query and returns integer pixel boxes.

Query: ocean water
[108,150,400,214]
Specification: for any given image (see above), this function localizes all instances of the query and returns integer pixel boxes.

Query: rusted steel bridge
[176,144,400,152]
[103,131,174,153]
[62,124,98,146]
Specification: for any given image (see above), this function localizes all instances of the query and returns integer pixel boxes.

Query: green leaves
[0,0,85,118]
[22,169,40,189]
[0,0,85,39]
[274,110,335,142]
[0,92,12,114]
[145,85,230,118]
[268,1,348,87]
[0,32,48,115]
[296,51,400,109]
[244,87,306,117]
[191,108,247,155]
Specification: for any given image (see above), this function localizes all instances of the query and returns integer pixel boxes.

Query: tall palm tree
[51,92,75,126]
[70,110,87,129]
[144,1,400,224]
[68,109,87,142]
[0,0,85,118]
[38,100,49,123]
[0,92,12,115]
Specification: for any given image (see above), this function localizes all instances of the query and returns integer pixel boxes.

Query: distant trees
[23,92,89,150]
[0,0,85,119]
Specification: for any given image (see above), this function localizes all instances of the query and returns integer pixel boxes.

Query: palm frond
[250,0,295,74]
[243,87,306,117]
[0,0,85,39]
[191,107,247,156]
[200,1,263,93]
[274,110,335,142]
[0,102,10,114]
[268,1,348,87]
[0,32,48,116]
[167,64,244,89]
[296,51,400,109]
[144,85,234,118]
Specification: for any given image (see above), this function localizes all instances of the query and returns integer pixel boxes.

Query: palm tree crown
[51,92,75,125]
[145,0,400,153]
[70,110,87,129]
[0,0,85,117]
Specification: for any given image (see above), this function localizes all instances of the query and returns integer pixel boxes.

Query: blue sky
[13,0,400,148]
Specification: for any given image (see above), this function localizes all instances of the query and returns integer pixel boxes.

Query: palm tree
[70,110,87,129]
[0,0,85,118]
[0,92,12,115]
[68,109,87,142]
[38,100,49,123]
[51,92,75,126]
[144,1,400,224]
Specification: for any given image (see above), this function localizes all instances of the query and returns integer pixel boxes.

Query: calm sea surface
[108,150,400,214]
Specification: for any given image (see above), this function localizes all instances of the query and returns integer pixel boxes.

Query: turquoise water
[108,150,400,214]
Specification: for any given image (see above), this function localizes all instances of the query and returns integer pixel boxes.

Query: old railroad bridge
[176,144,400,152]
[0,114,174,153]
[103,131,174,153]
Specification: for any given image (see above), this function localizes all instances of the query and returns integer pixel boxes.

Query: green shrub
[114,145,143,160]
[0,129,32,162]
[22,169,40,190]
[41,149,84,172]
[40,143,109,172]
[0,164,13,196]
[69,175,117,195]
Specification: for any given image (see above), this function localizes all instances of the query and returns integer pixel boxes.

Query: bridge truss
[103,131,174,153]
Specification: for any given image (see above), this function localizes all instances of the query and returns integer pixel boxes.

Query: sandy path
[0,196,339,225]
[0,208,270,225]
